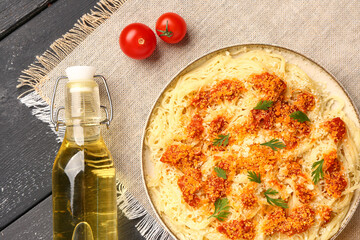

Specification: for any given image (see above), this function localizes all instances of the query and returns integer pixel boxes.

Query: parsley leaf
[290,111,310,123]
[264,188,288,209]
[260,139,286,151]
[247,171,261,183]
[265,188,278,195]
[266,197,288,209]
[311,159,324,184]
[213,134,230,147]
[215,167,227,179]
[208,198,231,221]
[253,100,273,110]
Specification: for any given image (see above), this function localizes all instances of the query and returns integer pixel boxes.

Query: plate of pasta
[141,44,360,240]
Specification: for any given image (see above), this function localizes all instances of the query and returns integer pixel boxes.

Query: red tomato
[119,23,156,59]
[156,13,187,44]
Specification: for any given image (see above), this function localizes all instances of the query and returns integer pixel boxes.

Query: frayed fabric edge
[17,0,127,100]
[20,91,65,142]
[116,181,173,240]
[20,91,172,240]
[136,214,173,240]
[17,0,172,238]
[116,180,147,219]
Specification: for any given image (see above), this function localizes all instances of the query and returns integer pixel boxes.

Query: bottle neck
[64,79,102,145]
[64,124,101,145]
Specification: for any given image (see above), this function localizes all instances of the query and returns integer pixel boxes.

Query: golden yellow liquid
[53,78,117,240]
[52,129,117,240]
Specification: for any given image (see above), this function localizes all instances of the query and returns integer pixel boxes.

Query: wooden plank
[0,196,144,240]
[0,196,52,240]
[0,0,57,40]
[0,0,101,230]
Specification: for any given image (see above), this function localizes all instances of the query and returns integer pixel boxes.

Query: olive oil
[52,67,117,240]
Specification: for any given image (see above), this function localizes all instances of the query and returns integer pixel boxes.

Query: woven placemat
[18,0,360,239]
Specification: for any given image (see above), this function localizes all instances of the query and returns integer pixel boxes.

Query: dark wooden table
[0,0,143,239]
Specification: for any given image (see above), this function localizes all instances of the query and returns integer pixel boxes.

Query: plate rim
[140,43,360,240]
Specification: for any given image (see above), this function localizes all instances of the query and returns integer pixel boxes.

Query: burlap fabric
[19,0,360,239]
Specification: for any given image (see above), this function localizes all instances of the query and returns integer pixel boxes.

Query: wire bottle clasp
[50,75,113,131]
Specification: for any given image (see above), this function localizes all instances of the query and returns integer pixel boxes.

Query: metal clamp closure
[50,76,67,131]
[50,75,113,131]
[95,75,113,128]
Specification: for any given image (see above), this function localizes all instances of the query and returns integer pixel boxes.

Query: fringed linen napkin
[18,0,360,239]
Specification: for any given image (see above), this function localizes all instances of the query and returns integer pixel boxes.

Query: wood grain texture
[0,0,57,40]
[0,0,108,231]
[1,0,145,238]
[0,196,52,240]
[0,196,144,240]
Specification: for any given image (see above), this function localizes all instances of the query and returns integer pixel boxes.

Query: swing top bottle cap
[66,66,96,82]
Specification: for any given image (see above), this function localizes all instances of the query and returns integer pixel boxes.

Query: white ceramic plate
[141,44,360,240]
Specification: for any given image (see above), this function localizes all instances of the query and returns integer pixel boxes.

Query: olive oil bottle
[51,66,117,240]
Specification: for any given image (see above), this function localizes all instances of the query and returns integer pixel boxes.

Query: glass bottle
[52,66,117,240]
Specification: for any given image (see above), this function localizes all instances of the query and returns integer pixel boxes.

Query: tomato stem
[138,38,145,45]
[156,21,173,38]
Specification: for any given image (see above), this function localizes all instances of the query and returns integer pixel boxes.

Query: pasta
[144,49,360,240]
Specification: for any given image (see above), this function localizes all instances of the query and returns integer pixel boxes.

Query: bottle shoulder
[53,138,114,171]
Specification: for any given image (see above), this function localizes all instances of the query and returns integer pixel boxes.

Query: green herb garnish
[215,167,227,179]
[208,198,231,221]
[311,159,324,184]
[156,20,173,37]
[247,171,261,183]
[290,111,310,123]
[260,139,286,151]
[213,134,230,147]
[253,100,273,110]
[264,188,288,209]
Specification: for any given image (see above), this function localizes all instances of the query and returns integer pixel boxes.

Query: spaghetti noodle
[144,50,360,240]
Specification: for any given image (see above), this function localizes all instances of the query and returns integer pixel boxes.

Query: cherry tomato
[119,23,156,59]
[155,13,187,44]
